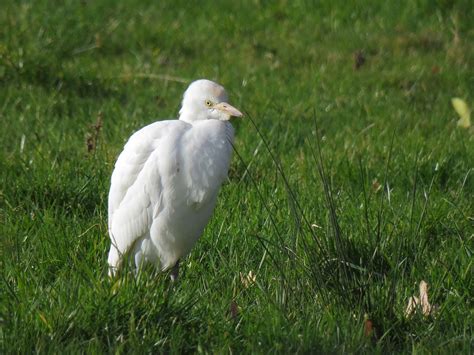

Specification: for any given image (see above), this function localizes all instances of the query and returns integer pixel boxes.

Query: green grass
[1,0,473,352]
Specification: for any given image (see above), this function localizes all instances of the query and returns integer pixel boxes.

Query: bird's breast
[180,121,234,208]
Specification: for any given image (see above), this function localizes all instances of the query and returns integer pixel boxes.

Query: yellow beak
[213,102,243,117]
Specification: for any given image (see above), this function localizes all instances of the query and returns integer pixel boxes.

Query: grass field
[1,0,473,353]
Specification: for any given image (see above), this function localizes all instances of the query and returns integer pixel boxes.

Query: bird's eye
[205,100,212,107]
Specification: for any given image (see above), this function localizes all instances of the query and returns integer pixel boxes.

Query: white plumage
[107,79,242,279]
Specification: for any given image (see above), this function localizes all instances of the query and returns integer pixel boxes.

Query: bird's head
[179,79,243,123]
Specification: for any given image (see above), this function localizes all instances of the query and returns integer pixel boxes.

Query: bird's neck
[179,108,207,123]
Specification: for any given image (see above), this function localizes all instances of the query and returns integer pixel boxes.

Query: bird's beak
[213,102,243,118]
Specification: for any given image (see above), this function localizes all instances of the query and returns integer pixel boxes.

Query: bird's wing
[108,120,190,253]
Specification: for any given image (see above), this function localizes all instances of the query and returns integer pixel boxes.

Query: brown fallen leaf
[229,300,239,320]
[363,317,374,337]
[86,112,103,153]
[431,65,440,74]
[372,179,382,193]
[353,50,366,70]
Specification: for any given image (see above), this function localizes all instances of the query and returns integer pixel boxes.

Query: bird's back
[108,120,189,231]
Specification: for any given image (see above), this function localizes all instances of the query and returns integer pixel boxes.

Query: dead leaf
[86,112,103,153]
[419,280,432,316]
[95,33,102,48]
[353,50,366,70]
[451,97,471,128]
[405,295,419,318]
[405,280,437,318]
[229,300,239,319]
[240,270,256,289]
[372,179,382,193]
[363,317,374,337]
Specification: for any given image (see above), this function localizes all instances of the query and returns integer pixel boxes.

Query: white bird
[107,79,243,280]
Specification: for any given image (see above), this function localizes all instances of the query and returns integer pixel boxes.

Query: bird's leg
[170,260,180,282]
